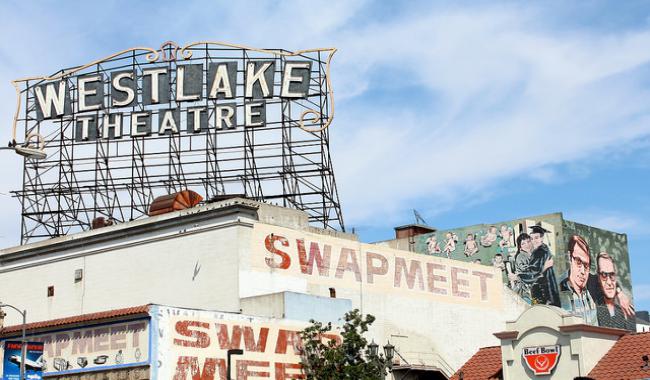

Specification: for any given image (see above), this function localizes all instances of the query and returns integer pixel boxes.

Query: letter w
[216,324,242,350]
[296,239,331,276]
[35,81,67,118]
[173,356,226,380]
[244,327,269,352]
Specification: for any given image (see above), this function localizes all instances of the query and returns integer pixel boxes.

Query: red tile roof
[0,305,150,336]
[588,332,650,380]
[450,346,503,380]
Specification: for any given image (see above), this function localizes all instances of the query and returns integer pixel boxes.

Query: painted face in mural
[520,238,532,254]
[598,255,617,300]
[569,243,590,292]
[530,232,544,249]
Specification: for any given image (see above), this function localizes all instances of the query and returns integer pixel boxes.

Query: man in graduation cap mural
[528,224,561,307]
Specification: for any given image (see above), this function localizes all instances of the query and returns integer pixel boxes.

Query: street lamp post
[369,340,395,379]
[0,303,27,380]
[383,341,394,368]
[1,143,47,160]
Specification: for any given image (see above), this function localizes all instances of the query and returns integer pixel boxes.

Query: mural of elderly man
[594,252,636,330]
[528,225,561,307]
[560,235,598,325]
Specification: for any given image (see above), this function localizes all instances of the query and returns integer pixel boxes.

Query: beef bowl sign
[522,345,561,376]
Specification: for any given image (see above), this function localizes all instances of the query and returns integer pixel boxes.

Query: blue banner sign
[2,341,44,380]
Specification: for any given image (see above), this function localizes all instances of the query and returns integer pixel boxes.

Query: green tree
[299,309,387,380]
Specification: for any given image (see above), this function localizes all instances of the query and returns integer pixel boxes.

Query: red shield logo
[522,345,560,375]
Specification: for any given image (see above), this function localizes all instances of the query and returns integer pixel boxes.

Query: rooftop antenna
[413,209,427,225]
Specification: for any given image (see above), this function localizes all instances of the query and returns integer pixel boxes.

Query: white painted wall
[0,211,246,326]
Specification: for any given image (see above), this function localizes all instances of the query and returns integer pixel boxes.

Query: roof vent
[91,216,114,229]
[394,224,437,239]
[148,190,203,216]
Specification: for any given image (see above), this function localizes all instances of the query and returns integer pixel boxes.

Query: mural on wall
[0,320,149,376]
[560,220,635,330]
[414,214,635,330]
[417,216,562,306]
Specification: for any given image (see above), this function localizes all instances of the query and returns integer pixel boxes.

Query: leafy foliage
[299,309,387,380]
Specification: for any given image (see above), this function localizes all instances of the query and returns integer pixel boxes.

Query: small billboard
[2,341,44,380]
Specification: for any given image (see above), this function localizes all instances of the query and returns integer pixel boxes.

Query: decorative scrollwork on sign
[145,50,160,63]
[180,41,337,133]
[159,41,180,62]
[24,132,44,150]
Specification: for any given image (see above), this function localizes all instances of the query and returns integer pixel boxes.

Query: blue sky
[0,1,649,312]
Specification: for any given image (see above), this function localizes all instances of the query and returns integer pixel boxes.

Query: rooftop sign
[11,41,335,151]
[10,41,344,243]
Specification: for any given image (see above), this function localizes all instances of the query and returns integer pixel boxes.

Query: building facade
[1,199,531,379]
[0,200,638,379]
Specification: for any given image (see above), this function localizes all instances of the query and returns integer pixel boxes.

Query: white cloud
[565,210,650,236]
[526,167,558,184]
[326,4,650,225]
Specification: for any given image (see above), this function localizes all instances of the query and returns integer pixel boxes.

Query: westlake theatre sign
[10,41,344,243]
[35,56,315,140]
[13,41,335,147]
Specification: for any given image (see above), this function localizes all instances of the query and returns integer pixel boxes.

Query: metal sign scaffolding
[10,41,344,244]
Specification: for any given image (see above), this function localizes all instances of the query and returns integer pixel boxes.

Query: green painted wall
[412,213,635,330]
